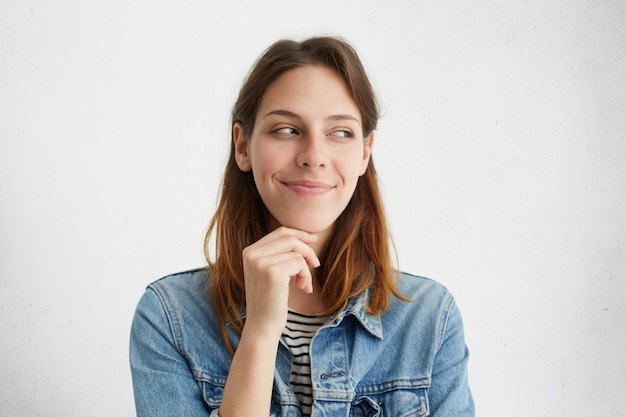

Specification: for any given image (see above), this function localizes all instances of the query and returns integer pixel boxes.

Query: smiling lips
[282,180,334,197]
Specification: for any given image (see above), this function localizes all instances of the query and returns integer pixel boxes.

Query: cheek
[338,150,368,180]
[250,145,284,179]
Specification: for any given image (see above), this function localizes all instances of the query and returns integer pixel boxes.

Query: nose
[296,135,327,168]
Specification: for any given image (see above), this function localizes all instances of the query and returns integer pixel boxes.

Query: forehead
[256,66,361,122]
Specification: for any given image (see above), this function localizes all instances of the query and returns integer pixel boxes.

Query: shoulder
[382,272,461,344]
[130,269,233,412]
[132,268,233,374]
[145,267,210,307]
[136,268,217,337]
[134,268,216,335]
[386,275,473,414]
[395,271,454,306]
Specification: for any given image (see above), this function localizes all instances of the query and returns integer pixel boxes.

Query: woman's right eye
[273,126,299,135]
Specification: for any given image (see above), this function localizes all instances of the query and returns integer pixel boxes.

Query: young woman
[130,36,474,417]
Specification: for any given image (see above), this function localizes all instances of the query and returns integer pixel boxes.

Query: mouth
[282,180,334,197]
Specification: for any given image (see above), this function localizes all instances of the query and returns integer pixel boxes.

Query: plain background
[1,0,625,416]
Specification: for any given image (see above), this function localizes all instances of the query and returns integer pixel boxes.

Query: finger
[267,251,313,279]
[251,226,318,249]
[294,274,313,294]
[249,252,314,294]
[246,233,320,268]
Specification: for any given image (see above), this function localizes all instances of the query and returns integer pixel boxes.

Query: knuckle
[242,246,258,261]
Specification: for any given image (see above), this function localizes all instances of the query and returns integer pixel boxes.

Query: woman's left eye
[330,129,354,138]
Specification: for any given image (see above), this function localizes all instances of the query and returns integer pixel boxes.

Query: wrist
[239,321,283,351]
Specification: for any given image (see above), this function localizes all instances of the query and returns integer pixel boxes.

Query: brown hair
[204,36,406,353]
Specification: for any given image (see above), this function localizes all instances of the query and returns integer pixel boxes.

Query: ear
[360,132,374,175]
[233,123,252,172]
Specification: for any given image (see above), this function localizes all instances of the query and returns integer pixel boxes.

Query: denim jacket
[130,268,474,416]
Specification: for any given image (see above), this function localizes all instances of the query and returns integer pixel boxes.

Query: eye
[273,126,299,135]
[329,129,354,138]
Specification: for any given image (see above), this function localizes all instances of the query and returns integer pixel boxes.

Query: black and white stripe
[282,310,327,417]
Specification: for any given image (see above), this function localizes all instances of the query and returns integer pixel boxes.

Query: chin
[280,216,336,235]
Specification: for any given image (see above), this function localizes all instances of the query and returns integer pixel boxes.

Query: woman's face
[234,65,373,243]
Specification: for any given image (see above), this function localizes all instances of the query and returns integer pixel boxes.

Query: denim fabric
[130,268,474,416]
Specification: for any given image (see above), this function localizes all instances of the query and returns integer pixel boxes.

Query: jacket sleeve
[129,287,219,417]
[428,297,475,416]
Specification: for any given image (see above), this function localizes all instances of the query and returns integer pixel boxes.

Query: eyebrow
[262,109,360,123]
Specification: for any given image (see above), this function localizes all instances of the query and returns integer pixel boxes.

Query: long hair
[204,36,406,353]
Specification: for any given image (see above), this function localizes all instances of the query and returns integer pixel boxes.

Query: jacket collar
[333,288,383,340]
[232,288,384,340]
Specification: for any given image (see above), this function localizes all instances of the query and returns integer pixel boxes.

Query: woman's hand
[219,226,320,417]
[241,226,321,340]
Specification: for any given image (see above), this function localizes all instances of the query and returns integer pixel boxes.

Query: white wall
[1,1,624,415]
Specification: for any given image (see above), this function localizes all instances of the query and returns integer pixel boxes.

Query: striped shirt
[282,310,328,417]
